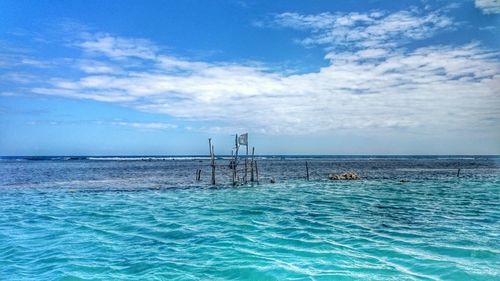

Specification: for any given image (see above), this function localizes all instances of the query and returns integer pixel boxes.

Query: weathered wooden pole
[250,147,255,182]
[457,168,461,177]
[244,144,248,183]
[233,134,239,186]
[209,138,215,185]
[305,161,309,180]
[208,138,212,159]
[255,160,259,183]
[196,169,202,181]
[211,144,215,184]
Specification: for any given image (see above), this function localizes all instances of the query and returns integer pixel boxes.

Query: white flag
[238,133,248,146]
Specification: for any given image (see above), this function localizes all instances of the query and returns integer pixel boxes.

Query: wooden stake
[250,147,255,182]
[233,134,239,186]
[208,138,212,158]
[306,161,309,181]
[244,144,248,183]
[255,160,259,183]
[457,168,460,177]
[209,138,215,185]
[196,169,201,181]
[211,144,215,185]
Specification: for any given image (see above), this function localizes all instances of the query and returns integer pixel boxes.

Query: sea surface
[0,156,499,280]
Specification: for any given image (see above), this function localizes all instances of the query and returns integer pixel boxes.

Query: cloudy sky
[0,0,499,155]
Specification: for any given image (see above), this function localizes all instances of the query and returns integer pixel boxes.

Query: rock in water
[328,172,360,180]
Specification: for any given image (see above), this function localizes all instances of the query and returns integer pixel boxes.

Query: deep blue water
[0,156,499,280]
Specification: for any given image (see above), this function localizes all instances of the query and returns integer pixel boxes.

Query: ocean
[0,156,499,280]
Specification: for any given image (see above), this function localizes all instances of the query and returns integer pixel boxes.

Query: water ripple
[1,160,499,280]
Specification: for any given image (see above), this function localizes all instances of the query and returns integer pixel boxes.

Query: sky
[0,0,499,155]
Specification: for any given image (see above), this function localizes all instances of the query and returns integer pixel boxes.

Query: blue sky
[0,0,499,155]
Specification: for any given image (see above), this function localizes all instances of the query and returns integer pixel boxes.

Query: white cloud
[111,121,177,130]
[274,12,340,30]
[78,60,120,74]
[0,53,53,69]
[29,9,500,136]
[79,33,157,60]
[32,44,500,135]
[0,72,38,84]
[0,92,18,96]
[20,58,52,68]
[273,9,453,51]
[475,0,500,14]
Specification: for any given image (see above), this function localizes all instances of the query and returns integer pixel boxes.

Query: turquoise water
[0,157,499,280]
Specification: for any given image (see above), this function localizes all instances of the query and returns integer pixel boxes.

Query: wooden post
[457,168,460,177]
[250,147,255,182]
[208,138,212,159]
[255,160,259,183]
[244,144,248,183]
[196,169,201,181]
[233,134,239,186]
[305,161,309,180]
[209,138,215,185]
[211,144,215,185]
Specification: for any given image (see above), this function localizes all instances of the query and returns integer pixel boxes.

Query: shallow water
[0,156,499,280]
